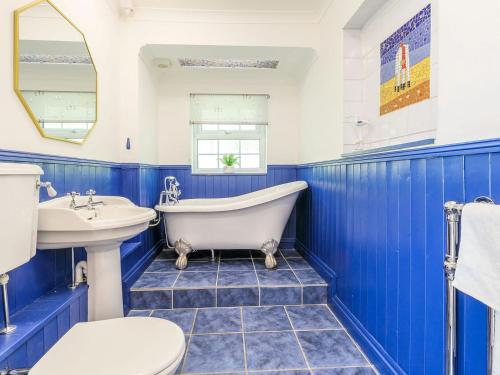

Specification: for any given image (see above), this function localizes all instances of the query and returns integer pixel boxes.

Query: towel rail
[444,198,495,375]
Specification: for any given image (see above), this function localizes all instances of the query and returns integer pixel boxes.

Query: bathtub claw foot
[175,239,192,270]
[261,239,279,269]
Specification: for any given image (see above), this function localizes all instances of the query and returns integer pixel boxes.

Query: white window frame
[192,124,267,174]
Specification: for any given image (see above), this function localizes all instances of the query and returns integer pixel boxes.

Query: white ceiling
[126,0,333,22]
[132,0,330,13]
[141,44,317,82]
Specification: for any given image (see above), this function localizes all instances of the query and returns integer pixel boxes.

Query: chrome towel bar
[444,197,495,375]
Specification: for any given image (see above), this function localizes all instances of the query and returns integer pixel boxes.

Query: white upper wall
[298,0,364,163]
[435,0,500,144]
[298,0,500,163]
[343,0,437,153]
[3,0,500,164]
[0,0,121,161]
[156,70,301,165]
[117,9,319,164]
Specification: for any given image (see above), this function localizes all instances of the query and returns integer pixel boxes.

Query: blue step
[129,249,328,310]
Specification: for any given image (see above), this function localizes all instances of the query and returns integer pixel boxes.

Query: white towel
[453,203,500,310]
[453,202,500,374]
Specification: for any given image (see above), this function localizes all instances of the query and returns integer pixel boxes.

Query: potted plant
[219,153,239,173]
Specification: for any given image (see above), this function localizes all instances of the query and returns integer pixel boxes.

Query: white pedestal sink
[37,196,156,321]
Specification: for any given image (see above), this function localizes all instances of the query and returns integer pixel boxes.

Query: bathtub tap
[155,181,308,270]
[160,176,182,206]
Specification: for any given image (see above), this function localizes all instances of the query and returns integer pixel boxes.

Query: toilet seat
[30,317,186,375]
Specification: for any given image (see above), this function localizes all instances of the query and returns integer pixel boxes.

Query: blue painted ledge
[341,138,435,158]
[299,137,500,166]
[0,285,88,367]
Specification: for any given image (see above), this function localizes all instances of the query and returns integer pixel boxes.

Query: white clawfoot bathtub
[155,181,308,270]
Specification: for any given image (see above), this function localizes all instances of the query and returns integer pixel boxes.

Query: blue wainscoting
[158,165,298,247]
[0,150,122,329]
[296,139,500,375]
[120,164,163,312]
[0,149,298,353]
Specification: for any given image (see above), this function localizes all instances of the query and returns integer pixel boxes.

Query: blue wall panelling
[295,139,500,375]
[2,138,499,374]
[0,149,298,367]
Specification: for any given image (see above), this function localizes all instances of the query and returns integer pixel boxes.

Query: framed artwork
[380,4,431,115]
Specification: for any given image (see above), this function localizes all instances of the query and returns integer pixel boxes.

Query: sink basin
[37,196,156,321]
[38,196,156,249]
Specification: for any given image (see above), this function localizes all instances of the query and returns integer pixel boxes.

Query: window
[191,94,268,174]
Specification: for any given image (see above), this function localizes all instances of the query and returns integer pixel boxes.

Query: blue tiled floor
[127,304,377,374]
[193,307,242,334]
[130,248,328,309]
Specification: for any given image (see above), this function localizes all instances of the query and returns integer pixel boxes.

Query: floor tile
[219,259,255,271]
[220,250,252,259]
[217,287,259,307]
[218,271,258,286]
[312,367,375,375]
[285,258,313,270]
[130,290,172,309]
[173,289,216,308]
[260,287,301,306]
[245,331,307,370]
[254,256,290,270]
[131,272,178,289]
[183,333,245,373]
[145,260,178,273]
[175,272,217,288]
[251,371,310,375]
[303,286,328,304]
[182,261,218,272]
[286,305,340,330]
[256,270,300,286]
[280,249,302,258]
[294,269,327,285]
[297,330,368,368]
[242,306,292,332]
[151,309,197,334]
[193,307,242,334]
[127,310,151,317]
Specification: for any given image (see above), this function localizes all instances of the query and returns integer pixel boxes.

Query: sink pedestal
[86,243,124,321]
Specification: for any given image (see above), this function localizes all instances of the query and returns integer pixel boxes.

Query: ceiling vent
[178,58,279,69]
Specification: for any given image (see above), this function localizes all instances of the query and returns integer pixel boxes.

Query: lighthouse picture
[395,43,411,92]
[380,4,431,115]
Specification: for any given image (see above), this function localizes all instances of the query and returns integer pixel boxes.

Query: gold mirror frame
[13,0,98,145]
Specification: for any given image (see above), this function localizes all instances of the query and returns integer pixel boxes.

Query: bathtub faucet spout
[175,238,193,270]
[261,239,279,269]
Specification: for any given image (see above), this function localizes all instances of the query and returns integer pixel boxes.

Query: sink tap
[86,189,96,205]
[86,189,104,208]
[67,192,80,209]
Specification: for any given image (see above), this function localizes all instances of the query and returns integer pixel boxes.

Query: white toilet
[0,163,186,375]
[30,317,186,375]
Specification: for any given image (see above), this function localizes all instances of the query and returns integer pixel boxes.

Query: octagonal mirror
[14,0,97,144]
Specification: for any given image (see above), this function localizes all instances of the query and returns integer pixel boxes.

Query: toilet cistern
[0,163,46,335]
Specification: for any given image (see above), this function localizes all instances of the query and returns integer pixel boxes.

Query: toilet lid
[30,317,185,375]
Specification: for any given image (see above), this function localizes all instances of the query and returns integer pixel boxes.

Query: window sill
[191,169,268,176]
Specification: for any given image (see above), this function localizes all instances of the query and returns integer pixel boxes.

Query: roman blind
[189,94,269,126]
